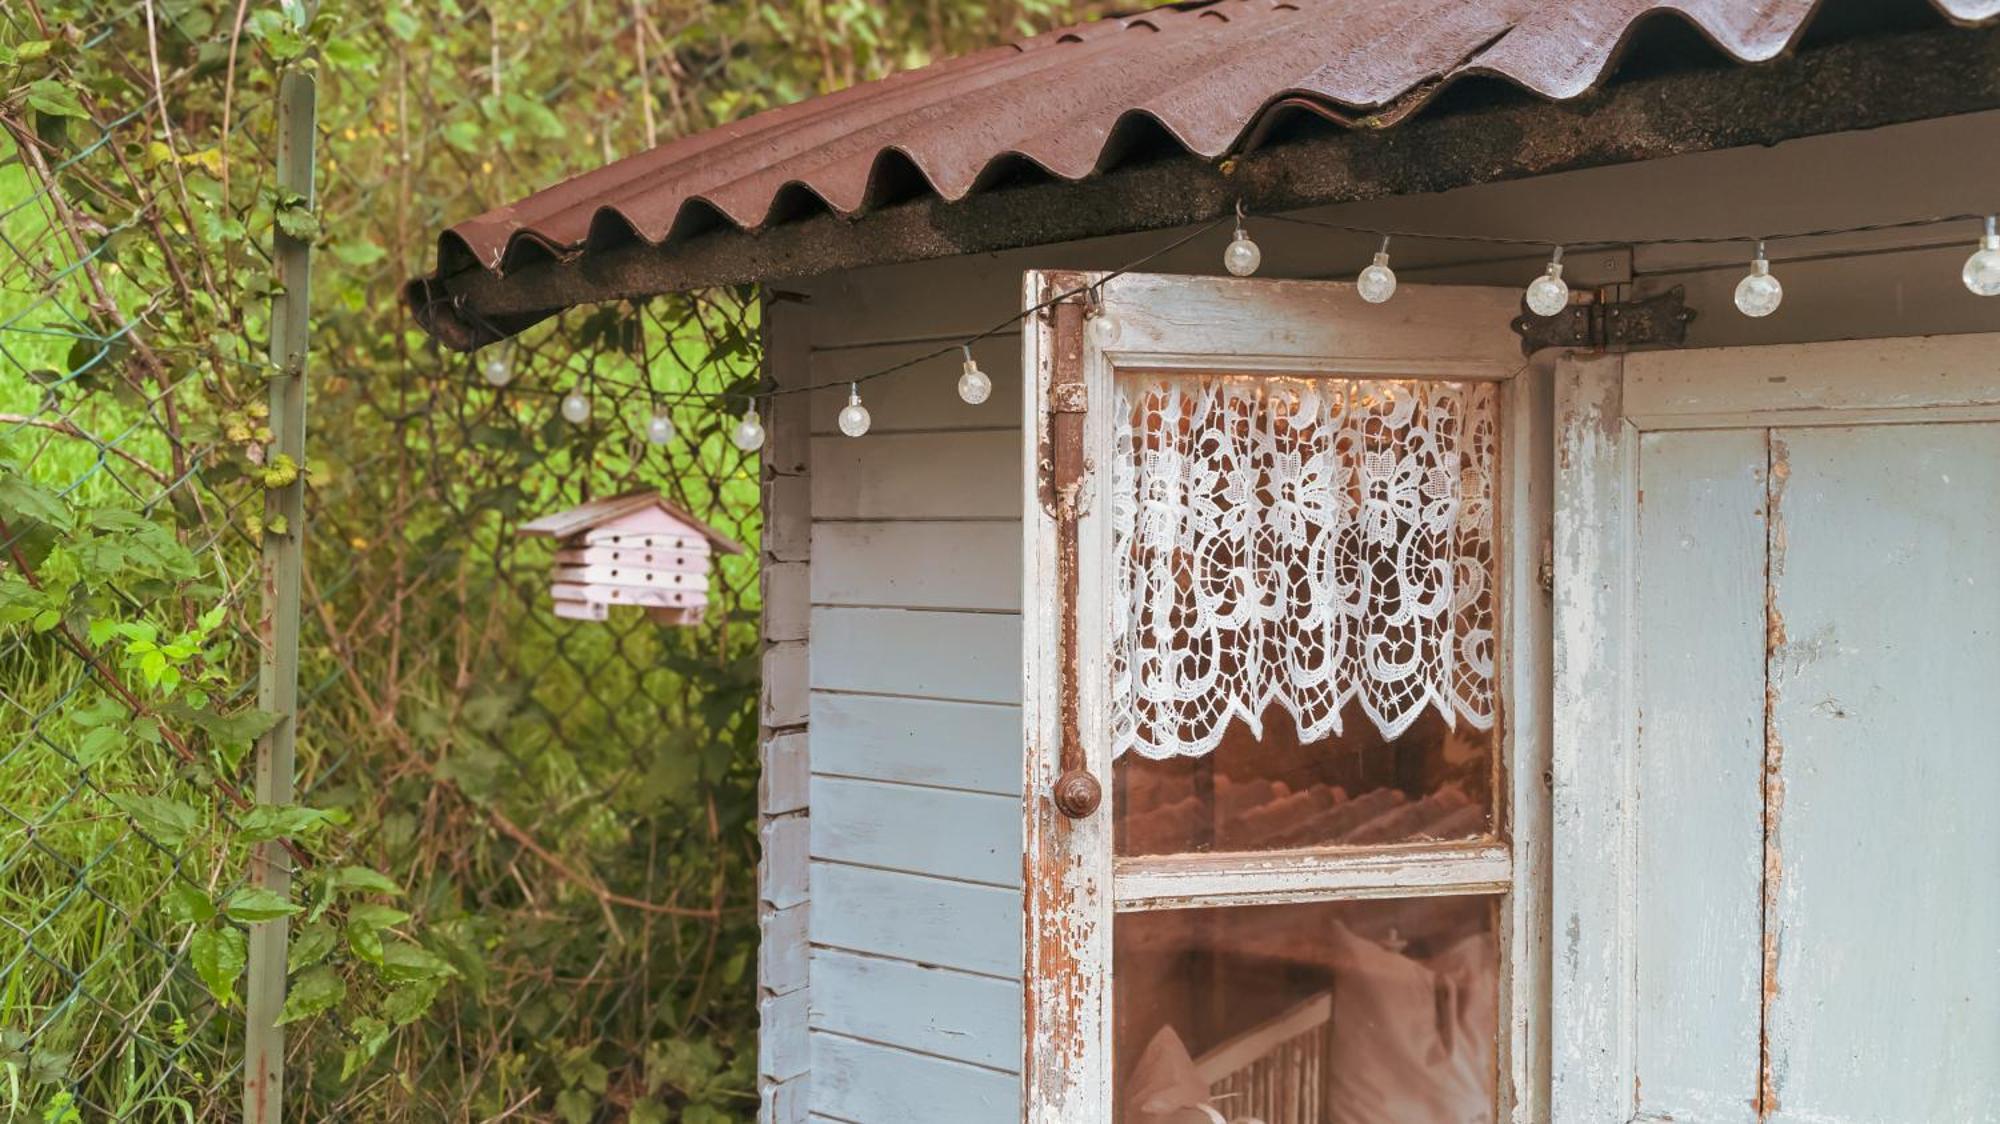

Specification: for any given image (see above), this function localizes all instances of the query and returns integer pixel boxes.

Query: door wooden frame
[1021,271,1549,1122]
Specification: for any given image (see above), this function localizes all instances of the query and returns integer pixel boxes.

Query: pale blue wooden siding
[1625,418,2000,1124]
[1763,423,2000,1123]
[1633,429,1768,1122]
[801,326,1028,1123]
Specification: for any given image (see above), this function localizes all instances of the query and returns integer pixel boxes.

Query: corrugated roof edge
[406,0,2000,349]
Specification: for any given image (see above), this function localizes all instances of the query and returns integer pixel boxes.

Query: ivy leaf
[223,887,302,923]
[26,79,88,120]
[347,903,410,931]
[190,926,247,1006]
[109,793,200,847]
[163,882,217,926]
[554,1089,596,1124]
[381,7,419,41]
[0,475,74,531]
[382,977,443,1026]
[288,921,338,973]
[340,1016,391,1080]
[237,803,340,843]
[441,120,482,153]
[275,965,345,1025]
[275,203,320,241]
[166,701,283,749]
[246,9,308,61]
[321,37,377,72]
[333,865,400,895]
[379,941,455,983]
[329,240,387,268]
[346,923,383,965]
[74,725,123,769]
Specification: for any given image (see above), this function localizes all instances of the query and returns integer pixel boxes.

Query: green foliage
[1,0,1114,1118]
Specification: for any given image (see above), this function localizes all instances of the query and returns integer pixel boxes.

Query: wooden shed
[409,3,2000,1121]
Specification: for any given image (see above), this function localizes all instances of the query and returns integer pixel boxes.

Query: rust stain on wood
[1757,433,1790,1121]
[1026,271,1099,1112]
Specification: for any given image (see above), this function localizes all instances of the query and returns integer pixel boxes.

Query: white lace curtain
[1110,375,1498,760]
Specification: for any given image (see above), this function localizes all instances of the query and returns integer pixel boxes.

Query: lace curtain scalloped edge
[1110,375,1499,761]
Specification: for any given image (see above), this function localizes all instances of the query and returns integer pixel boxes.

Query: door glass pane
[1111,375,1500,856]
[1115,897,1498,1124]
[1115,705,1493,856]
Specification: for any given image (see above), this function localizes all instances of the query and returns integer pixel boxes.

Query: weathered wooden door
[1553,335,2000,1123]
[1021,271,1542,1123]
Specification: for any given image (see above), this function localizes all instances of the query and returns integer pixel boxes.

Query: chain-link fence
[4,4,764,1120]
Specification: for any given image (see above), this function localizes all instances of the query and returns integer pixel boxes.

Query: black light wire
[430,206,1996,411]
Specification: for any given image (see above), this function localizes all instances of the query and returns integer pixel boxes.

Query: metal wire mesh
[1,5,275,1119]
[3,4,764,1120]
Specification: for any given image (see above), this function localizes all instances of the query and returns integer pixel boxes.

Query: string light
[1356,236,1397,304]
[479,346,513,387]
[1086,285,1122,347]
[1087,310,1121,346]
[1524,246,1569,317]
[438,206,1997,429]
[1734,241,1783,317]
[957,345,992,405]
[1965,215,2000,296]
[560,390,591,424]
[837,383,872,438]
[1223,201,1261,277]
[730,402,766,452]
[645,410,676,446]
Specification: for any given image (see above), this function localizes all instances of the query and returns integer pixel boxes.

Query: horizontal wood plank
[1622,331,2000,423]
[1098,272,1523,378]
[812,521,1021,611]
[810,948,1023,1072]
[811,776,1021,888]
[811,1032,1019,1124]
[810,861,1022,978]
[811,692,1023,796]
[1113,842,1512,911]
[809,607,1021,704]
[811,431,1020,520]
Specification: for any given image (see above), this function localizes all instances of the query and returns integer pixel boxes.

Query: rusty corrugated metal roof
[409,0,1998,322]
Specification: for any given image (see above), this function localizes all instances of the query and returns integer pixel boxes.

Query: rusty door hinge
[1511,285,1696,355]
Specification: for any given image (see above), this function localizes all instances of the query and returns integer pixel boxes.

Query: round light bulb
[837,384,871,438]
[1087,309,1121,348]
[1525,249,1570,317]
[1223,226,1261,277]
[1357,246,1397,305]
[560,392,591,424]
[645,412,676,446]
[957,354,992,405]
[731,406,765,452]
[1964,217,2000,297]
[1733,244,1783,318]
[479,351,512,387]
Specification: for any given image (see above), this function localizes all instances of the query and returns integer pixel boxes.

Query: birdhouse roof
[517,490,745,554]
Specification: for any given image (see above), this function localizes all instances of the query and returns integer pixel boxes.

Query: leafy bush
[3,0,1104,1118]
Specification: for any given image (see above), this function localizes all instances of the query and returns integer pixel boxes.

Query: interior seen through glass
[1114,701,1495,856]
[1115,896,1498,1124]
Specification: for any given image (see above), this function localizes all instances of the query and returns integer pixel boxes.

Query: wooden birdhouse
[518,491,743,625]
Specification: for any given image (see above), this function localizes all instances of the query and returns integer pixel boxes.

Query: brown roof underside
[406,0,1997,339]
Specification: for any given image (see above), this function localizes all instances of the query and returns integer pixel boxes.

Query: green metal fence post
[245,65,316,1123]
